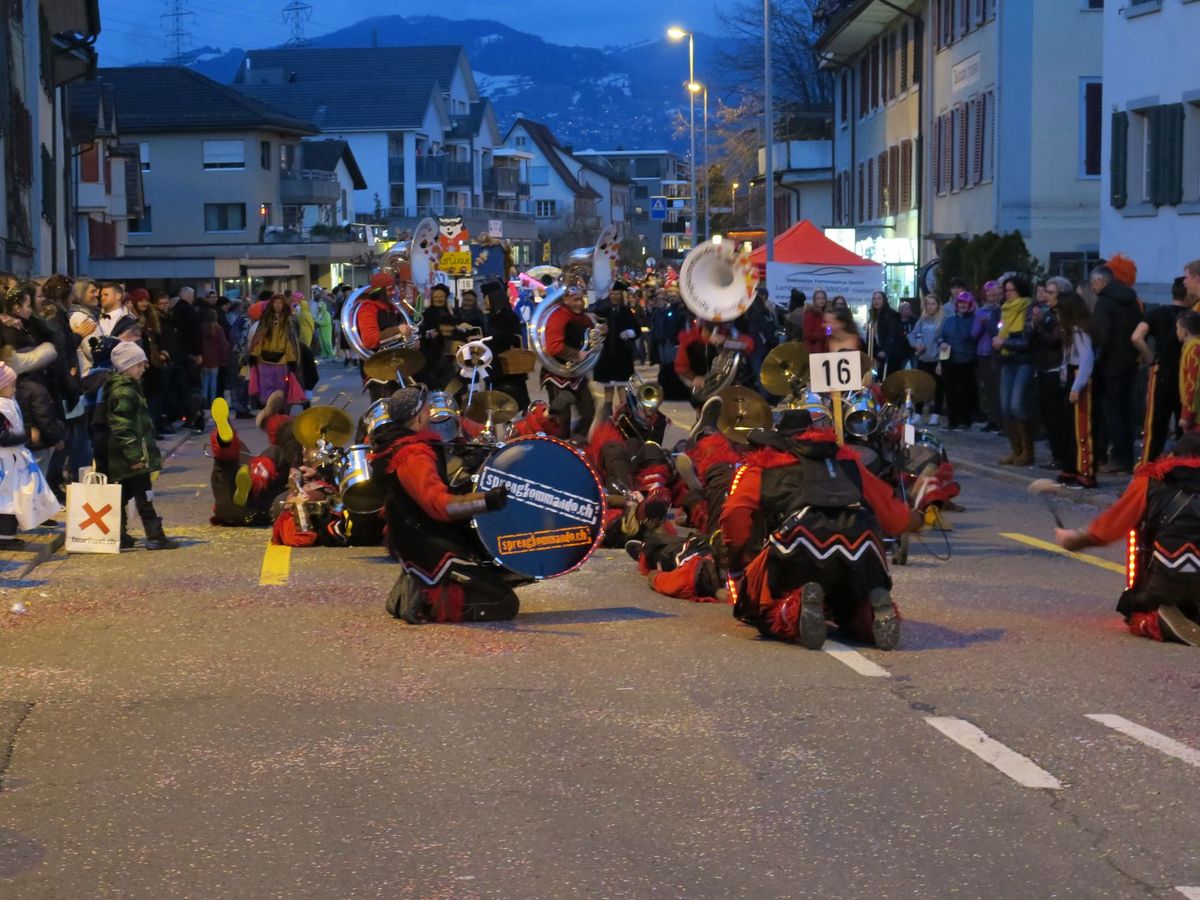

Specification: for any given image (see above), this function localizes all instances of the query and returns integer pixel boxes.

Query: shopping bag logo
[79,503,113,534]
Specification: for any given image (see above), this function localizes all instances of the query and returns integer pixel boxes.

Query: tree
[717,0,833,114]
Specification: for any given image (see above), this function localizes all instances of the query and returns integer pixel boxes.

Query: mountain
[179,15,729,153]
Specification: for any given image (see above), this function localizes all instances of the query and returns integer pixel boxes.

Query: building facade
[1101,0,1200,303]
[819,0,923,297]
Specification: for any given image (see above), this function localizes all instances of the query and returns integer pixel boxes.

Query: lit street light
[667,25,697,249]
[688,81,709,243]
[731,181,740,225]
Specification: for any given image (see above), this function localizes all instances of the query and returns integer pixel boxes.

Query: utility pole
[282,1,313,46]
[160,0,194,62]
[764,0,775,262]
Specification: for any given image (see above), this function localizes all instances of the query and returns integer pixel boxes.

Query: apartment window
[389,184,404,208]
[535,199,557,218]
[888,145,901,215]
[912,19,923,85]
[280,143,296,173]
[261,140,272,170]
[515,136,527,148]
[899,140,913,211]
[129,205,152,234]
[202,140,245,170]
[139,142,150,172]
[1080,79,1103,177]
[1085,0,1103,7]
[204,203,246,232]
[1139,111,1154,203]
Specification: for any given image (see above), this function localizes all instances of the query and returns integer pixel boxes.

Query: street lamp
[688,81,709,243]
[667,25,697,250]
[731,181,740,224]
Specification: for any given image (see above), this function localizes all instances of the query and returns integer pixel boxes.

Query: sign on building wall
[952,52,982,93]
[765,262,885,309]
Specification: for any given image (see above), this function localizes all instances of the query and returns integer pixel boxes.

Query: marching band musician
[1055,431,1200,645]
[207,393,300,527]
[370,386,519,624]
[721,412,925,651]
[542,284,601,440]
[674,318,755,408]
[357,271,415,399]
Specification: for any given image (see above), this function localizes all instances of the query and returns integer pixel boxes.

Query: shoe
[869,587,901,651]
[624,539,644,563]
[798,582,828,650]
[211,397,233,444]
[1157,605,1200,647]
[143,517,179,550]
[233,464,252,507]
[997,422,1020,465]
[1063,482,1084,491]
[1099,462,1132,476]
[119,533,137,550]
[690,395,723,441]
[1013,422,1034,466]
[256,390,287,430]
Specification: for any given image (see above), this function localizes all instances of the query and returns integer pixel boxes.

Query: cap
[367,272,394,297]
[111,341,148,373]
[387,385,429,424]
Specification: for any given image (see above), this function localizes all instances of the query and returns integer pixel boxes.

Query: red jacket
[356,297,395,352]
[674,324,755,381]
[803,306,829,354]
[383,431,459,522]
[720,436,915,563]
[544,304,593,360]
[1086,456,1200,545]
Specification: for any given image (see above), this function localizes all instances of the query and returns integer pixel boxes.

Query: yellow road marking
[259,543,291,586]
[999,532,1125,575]
[317,384,330,393]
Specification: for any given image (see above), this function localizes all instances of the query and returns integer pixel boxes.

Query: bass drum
[472,436,605,580]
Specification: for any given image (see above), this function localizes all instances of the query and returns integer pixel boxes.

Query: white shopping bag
[65,472,123,554]
[12,456,62,531]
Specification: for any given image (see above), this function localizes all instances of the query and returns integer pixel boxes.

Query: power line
[281,1,313,45]
[160,0,194,62]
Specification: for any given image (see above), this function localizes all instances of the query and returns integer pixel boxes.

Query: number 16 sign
[808,351,863,394]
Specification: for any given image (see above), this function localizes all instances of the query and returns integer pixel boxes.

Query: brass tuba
[529,225,618,379]
[678,236,760,402]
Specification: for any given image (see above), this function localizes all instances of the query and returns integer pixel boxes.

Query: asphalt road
[1,363,1198,899]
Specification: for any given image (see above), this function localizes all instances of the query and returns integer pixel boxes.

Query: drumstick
[1027,478,1066,529]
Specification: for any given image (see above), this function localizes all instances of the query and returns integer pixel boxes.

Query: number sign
[808,352,863,393]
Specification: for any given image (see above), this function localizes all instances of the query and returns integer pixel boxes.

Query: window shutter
[858,163,865,222]
[970,95,983,184]
[957,101,969,189]
[900,24,909,93]
[912,19,922,85]
[833,172,841,223]
[879,151,889,216]
[889,146,901,215]
[1164,103,1184,206]
[900,140,913,211]
[932,115,942,195]
[1110,110,1128,209]
[943,114,953,192]
[867,157,875,219]
[1084,82,1103,177]
[859,58,870,116]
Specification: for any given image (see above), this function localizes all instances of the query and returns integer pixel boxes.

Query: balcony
[387,154,450,184]
[280,170,341,206]
[661,219,688,234]
[383,205,535,223]
[76,179,107,213]
[446,161,473,188]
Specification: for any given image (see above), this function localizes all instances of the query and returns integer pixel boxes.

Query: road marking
[999,532,1125,575]
[1086,714,1200,768]
[1176,888,1200,899]
[924,716,1063,789]
[259,543,291,586]
[823,639,891,677]
[317,384,330,393]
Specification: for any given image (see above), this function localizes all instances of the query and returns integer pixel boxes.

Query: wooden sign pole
[831,389,845,446]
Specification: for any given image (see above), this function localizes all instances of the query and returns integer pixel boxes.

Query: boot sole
[869,587,900,651]
[211,397,233,444]
[233,465,251,507]
[799,582,828,650]
[1157,605,1200,647]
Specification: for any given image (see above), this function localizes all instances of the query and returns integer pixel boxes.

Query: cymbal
[464,390,519,425]
[882,368,936,405]
[716,386,773,445]
[293,405,354,449]
[362,347,425,382]
[760,342,810,397]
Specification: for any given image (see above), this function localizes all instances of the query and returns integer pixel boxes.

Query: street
[2,364,1198,899]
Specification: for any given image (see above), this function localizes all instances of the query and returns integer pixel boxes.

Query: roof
[575,154,630,185]
[447,99,490,141]
[300,139,367,190]
[96,67,317,135]
[67,80,116,142]
[233,46,466,132]
[815,0,916,59]
[749,220,879,267]
[508,118,601,200]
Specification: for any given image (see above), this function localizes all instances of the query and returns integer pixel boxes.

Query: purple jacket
[971,305,999,358]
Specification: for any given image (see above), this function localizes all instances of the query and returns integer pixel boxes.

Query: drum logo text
[497,526,594,555]
[478,469,599,523]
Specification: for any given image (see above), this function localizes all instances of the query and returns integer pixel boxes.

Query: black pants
[120,472,159,533]
[942,360,977,428]
[0,513,16,538]
[545,380,595,439]
[1038,368,1071,466]
[1141,362,1182,463]
[1100,369,1137,469]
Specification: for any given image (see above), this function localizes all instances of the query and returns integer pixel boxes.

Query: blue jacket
[941,313,977,363]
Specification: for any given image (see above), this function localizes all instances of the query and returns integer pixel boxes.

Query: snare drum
[472,436,604,580]
[904,429,946,476]
[339,444,384,513]
[356,398,393,443]
[427,390,461,443]
[844,390,879,438]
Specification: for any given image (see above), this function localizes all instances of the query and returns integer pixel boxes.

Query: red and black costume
[721,429,920,648]
[208,413,300,527]
[541,301,597,438]
[674,321,755,407]
[370,421,520,622]
[1063,437,1200,642]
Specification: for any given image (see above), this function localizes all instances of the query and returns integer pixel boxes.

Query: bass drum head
[473,436,604,580]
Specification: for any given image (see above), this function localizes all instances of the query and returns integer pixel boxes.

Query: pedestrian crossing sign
[650,197,667,220]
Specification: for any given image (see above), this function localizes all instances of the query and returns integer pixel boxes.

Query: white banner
[765,261,885,309]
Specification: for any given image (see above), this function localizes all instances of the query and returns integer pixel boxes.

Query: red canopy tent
[749,220,875,268]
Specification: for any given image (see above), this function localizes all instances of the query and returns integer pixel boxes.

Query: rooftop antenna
[161,0,194,62]
[282,0,313,45]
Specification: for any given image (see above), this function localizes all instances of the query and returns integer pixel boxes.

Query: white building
[1101,0,1200,303]
[503,119,602,233]
[818,0,922,297]
[923,0,1103,276]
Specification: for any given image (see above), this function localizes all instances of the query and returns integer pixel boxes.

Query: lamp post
[688,81,709,243]
[763,0,775,262]
[732,181,739,226]
[668,26,697,250]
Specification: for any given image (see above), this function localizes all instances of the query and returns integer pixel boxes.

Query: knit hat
[366,272,393,298]
[0,362,15,391]
[387,385,428,424]
[128,287,150,303]
[111,342,148,373]
[1108,253,1137,287]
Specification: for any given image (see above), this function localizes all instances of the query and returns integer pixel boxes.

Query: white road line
[1086,714,1200,769]
[1175,888,1200,899]
[822,640,891,678]
[924,717,1063,790]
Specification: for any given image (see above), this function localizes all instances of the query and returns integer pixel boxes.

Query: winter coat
[1093,281,1143,375]
[907,317,944,363]
[200,324,230,368]
[971,305,1000,358]
[105,373,161,482]
[591,298,639,385]
[17,378,64,450]
[940,313,977,363]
